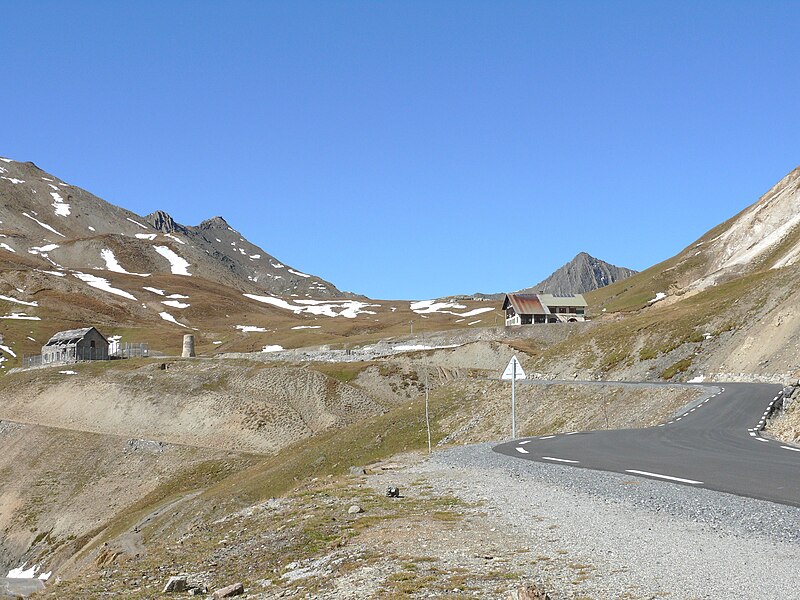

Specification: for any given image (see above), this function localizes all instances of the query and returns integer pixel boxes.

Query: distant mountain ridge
[0,158,346,299]
[520,252,637,295]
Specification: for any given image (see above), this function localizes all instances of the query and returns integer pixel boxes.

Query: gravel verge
[410,442,800,599]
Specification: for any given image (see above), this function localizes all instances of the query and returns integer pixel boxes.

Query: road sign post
[501,355,526,439]
[512,359,516,439]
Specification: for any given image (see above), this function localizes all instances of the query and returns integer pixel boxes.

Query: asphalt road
[493,382,800,507]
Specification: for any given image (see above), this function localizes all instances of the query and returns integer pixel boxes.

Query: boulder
[349,466,367,476]
[347,505,363,514]
[162,576,188,593]
[212,582,244,598]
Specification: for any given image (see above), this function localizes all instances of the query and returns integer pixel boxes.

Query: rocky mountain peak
[198,216,230,230]
[145,210,185,234]
[520,252,637,295]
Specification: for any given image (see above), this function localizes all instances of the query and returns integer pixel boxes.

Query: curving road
[493,382,800,507]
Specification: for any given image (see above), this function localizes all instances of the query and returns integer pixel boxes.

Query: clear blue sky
[2,1,799,299]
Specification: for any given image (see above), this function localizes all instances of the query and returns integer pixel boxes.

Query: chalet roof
[538,293,588,308]
[503,294,548,315]
[44,327,107,347]
[503,293,588,315]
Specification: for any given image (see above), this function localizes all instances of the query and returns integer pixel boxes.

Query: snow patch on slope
[154,246,191,275]
[0,295,38,307]
[74,272,137,300]
[162,300,190,309]
[243,294,379,319]
[50,191,70,216]
[159,311,189,327]
[23,212,65,237]
[101,249,150,276]
[411,300,495,318]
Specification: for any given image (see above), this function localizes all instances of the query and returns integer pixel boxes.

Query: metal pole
[425,367,431,454]
[512,359,516,439]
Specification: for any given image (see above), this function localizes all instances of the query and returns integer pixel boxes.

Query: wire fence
[22,342,150,369]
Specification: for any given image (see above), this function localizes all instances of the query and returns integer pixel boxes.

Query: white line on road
[781,446,800,453]
[625,470,703,485]
[519,440,531,445]
[539,436,555,440]
[755,438,768,443]
[542,456,579,464]
[515,447,529,454]
[566,432,578,435]
[749,432,756,436]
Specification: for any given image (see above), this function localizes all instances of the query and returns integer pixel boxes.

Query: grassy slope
[537,267,778,379]
[0,259,504,369]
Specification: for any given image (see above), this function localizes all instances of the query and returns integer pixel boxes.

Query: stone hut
[41,327,109,365]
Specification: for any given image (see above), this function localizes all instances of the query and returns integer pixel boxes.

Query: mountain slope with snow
[0,158,346,299]
[0,156,501,368]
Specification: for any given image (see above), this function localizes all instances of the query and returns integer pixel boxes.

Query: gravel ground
[410,443,800,599]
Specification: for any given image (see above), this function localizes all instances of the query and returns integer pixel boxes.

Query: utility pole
[425,366,431,453]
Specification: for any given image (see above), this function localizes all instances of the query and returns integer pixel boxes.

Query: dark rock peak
[145,210,186,234]
[520,252,637,296]
[198,216,230,230]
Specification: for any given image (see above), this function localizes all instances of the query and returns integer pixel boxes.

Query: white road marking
[515,447,529,454]
[690,408,696,412]
[755,438,768,443]
[781,446,800,453]
[625,470,703,485]
[519,440,531,445]
[749,432,756,437]
[676,417,682,421]
[539,435,555,440]
[542,456,579,464]
[658,424,665,427]
[566,432,578,435]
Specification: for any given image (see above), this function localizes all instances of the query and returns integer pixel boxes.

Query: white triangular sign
[501,355,526,380]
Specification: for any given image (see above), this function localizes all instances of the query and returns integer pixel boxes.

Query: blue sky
[2,1,799,299]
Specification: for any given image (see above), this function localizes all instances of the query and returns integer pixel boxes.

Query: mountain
[519,252,637,295]
[0,158,346,299]
[0,156,500,366]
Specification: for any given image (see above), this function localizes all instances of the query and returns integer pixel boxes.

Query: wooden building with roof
[41,327,109,365]
[502,293,587,325]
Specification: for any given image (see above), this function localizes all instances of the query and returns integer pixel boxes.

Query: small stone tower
[182,334,196,358]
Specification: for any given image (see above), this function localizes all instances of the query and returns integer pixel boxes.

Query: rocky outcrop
[144,210,186,234]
